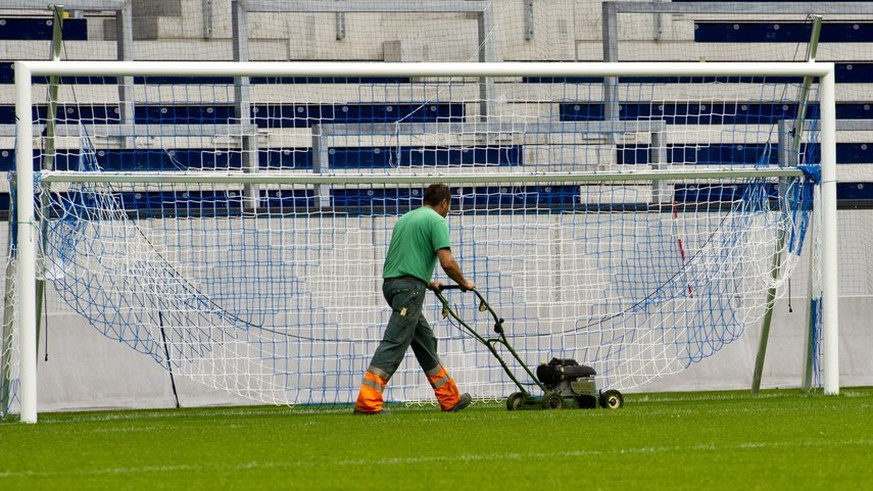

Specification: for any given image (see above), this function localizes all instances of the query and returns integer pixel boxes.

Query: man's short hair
[423,184,451,206]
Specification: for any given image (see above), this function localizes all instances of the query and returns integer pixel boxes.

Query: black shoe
[446,393,472,412]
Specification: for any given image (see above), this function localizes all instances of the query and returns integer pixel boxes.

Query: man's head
[423,184,452,217]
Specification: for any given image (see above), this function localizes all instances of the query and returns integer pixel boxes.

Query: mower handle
[434,284,503,334]
[436,284,480,297]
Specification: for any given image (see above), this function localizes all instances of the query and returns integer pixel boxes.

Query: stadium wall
[8,207,873,412]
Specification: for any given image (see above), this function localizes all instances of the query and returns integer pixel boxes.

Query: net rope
[33,137,815,404]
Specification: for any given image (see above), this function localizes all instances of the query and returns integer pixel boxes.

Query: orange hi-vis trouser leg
[356,277,462,413]
[355,364,462,413]
[426,364,461,411]
[355,365,390,413]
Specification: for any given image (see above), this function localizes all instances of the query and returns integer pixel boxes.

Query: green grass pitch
[2,388,871,490]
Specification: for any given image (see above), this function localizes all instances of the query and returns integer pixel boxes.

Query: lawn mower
[434,286,624,411]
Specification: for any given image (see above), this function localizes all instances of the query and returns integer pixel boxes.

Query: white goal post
[12,60,838,423]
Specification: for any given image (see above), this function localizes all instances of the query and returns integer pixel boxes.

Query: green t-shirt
[382,206,451,283]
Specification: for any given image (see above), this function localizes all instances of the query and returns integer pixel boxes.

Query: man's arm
[434,248,475,291]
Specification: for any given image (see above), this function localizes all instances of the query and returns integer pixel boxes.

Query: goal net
[4,60,836,416]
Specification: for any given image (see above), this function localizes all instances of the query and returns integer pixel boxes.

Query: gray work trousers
[368,277,441,378]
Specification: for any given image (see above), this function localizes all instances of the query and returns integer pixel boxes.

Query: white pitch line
[2,439,871,479]
[0,462,295,479]
[338,438,873,466]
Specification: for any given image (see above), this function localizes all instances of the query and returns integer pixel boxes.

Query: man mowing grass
[354,184,475,415]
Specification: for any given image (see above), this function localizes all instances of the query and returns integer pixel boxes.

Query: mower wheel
[599,389,624,409]
[506,392,525,411]
[544,392,563,410]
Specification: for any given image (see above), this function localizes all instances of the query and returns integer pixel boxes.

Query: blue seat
[560,102,806,125]
[329,146,522,169]
[251,103,464,128]
[694,22,873,43]
[0,102,466,127]
[0,17,86,40]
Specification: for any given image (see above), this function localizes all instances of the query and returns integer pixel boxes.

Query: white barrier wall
[27,286,873,412]
[4,208,871,412]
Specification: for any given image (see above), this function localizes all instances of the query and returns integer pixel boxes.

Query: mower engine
[535,358,623,409]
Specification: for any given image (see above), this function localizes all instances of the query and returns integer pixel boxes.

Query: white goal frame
[13,60,839,423]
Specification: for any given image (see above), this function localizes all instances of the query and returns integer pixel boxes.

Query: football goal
[5,60,838,422]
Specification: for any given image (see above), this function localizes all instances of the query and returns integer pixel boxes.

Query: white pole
[14,62,37,423]
[20,60,833,79]
[819,66,840,395]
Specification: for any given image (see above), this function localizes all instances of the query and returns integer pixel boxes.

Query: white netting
[3,29,826,408]
[33,161,815,404]
[1,252,18,418]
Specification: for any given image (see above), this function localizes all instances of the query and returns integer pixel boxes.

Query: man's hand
[459,279,476,292]
[428,281,445,292]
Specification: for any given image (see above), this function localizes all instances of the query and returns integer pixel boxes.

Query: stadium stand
[4,1,873,204]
